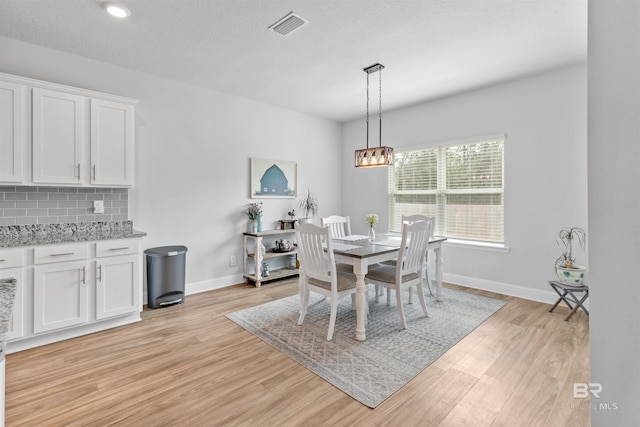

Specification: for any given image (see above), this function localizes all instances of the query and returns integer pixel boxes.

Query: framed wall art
[250,158,297,198]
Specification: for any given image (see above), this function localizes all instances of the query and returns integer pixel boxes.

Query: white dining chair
[402,214,435,297]
[296,223,358,341]
[381,214,435,302]
[321,215,356,278]
[366,220,431,328]
[320,215,352,239]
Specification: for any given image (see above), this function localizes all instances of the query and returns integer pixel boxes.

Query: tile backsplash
[0,186,128,226]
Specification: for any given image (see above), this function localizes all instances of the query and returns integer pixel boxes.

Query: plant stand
[548,280,589,321]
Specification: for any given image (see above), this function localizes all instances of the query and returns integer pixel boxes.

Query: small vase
[257,216,262,232]
[248,220,257,233]
[368,226,375,242]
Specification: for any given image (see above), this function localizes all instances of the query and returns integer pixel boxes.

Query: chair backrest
[320,215,352,239]
[402,214,435,238]
[296,223,337,284]
[397,220,432,278]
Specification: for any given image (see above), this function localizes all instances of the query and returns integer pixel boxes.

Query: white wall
[588,1,640,424]
[342,64,588,302]
[0,36,343,292]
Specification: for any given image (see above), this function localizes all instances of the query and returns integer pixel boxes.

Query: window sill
[443,238,510,253]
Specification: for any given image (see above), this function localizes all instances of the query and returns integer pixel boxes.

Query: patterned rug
[226,287,507,408]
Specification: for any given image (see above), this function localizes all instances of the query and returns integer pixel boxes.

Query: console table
[243,230,298,287]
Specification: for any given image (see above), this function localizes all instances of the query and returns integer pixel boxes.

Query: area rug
[226,287,507,408]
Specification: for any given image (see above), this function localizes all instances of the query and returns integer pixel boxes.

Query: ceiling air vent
[268,12,308,36]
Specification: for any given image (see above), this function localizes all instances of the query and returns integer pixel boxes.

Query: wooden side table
[548,280,589,320]
[243,229,299,287]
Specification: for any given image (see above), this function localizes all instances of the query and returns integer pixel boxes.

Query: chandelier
[354,63,394,168]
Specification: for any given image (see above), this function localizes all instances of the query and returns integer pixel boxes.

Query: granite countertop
[0,221,146,248]
[0,278,16,358]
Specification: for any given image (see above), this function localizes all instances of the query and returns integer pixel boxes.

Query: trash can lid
[144,245,188,257]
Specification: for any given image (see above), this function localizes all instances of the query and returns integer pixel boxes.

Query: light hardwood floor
[5,280,590,426]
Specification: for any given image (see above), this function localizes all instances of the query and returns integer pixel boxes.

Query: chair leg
[424,265,433,296]
[408,287,413,304]
[327,297,338,340]
[396,286,407,329]
[351,293,356,309]
[387,288,392,306]
[375,285,387,302]
[416,282,429,317]
[297,287,309,325]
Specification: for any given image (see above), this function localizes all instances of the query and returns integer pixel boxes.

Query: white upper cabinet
[91,99,134,186]
[0,72,137,188]
[32,88,86,185]
[0,81,25,183]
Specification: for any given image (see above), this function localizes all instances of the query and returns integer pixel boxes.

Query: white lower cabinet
[0,248,25,340]
[33,260,89,333]
[5,238,143,353]
[96,254,139,320]
[0,268,24,340]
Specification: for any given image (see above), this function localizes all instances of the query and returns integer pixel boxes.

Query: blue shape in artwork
[259,164,290,195]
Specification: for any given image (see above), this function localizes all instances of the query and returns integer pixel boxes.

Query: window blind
[389,137,504,243]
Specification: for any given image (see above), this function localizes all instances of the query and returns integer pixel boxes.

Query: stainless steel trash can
[144,245,188,308]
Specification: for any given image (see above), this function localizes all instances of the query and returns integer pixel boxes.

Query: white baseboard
[143,274,245,305]
[186,274,245,295]
[443,273,563,306]
[7,312,141,354]
[148,272,588,311]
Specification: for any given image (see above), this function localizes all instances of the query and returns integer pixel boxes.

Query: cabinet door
[33,261,88,333]
[91,99,134,187]
[32,88,85,185]
[0,268,24,340]
[0,81,24,183]
[96,254,140,320]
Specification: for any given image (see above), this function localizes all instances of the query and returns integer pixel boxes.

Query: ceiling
[0,0,587,123]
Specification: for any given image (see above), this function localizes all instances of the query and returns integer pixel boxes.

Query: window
[388,136,504,244]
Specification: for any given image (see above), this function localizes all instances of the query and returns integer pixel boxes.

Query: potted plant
[243,202,263,232]
[555,226,587,284]
[298,189,318,224]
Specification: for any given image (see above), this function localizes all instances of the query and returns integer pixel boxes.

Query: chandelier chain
[379,68,382,123]
[366,72,370,149]
[378,68,382,147]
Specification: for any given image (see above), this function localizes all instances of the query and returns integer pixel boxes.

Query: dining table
[330,234,447,341]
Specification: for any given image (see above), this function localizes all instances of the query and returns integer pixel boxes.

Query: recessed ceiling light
[103,2,131,18]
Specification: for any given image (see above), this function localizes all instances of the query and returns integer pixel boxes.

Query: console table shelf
[243,229,298,287]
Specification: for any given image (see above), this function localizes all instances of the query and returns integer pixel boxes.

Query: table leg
[354,259,367,341]
[434,246,444,302]
[255,236,263,287]
[549,296,565,312]
[564,290,590,320]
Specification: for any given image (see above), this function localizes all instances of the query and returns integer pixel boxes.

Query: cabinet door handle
[97,265,102,282]
[82,266,86,284]
[77,163,81,179]
[92,164,96,181]
[108,247,130,251]
[0,259,5,262]
[50,252,75,257]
